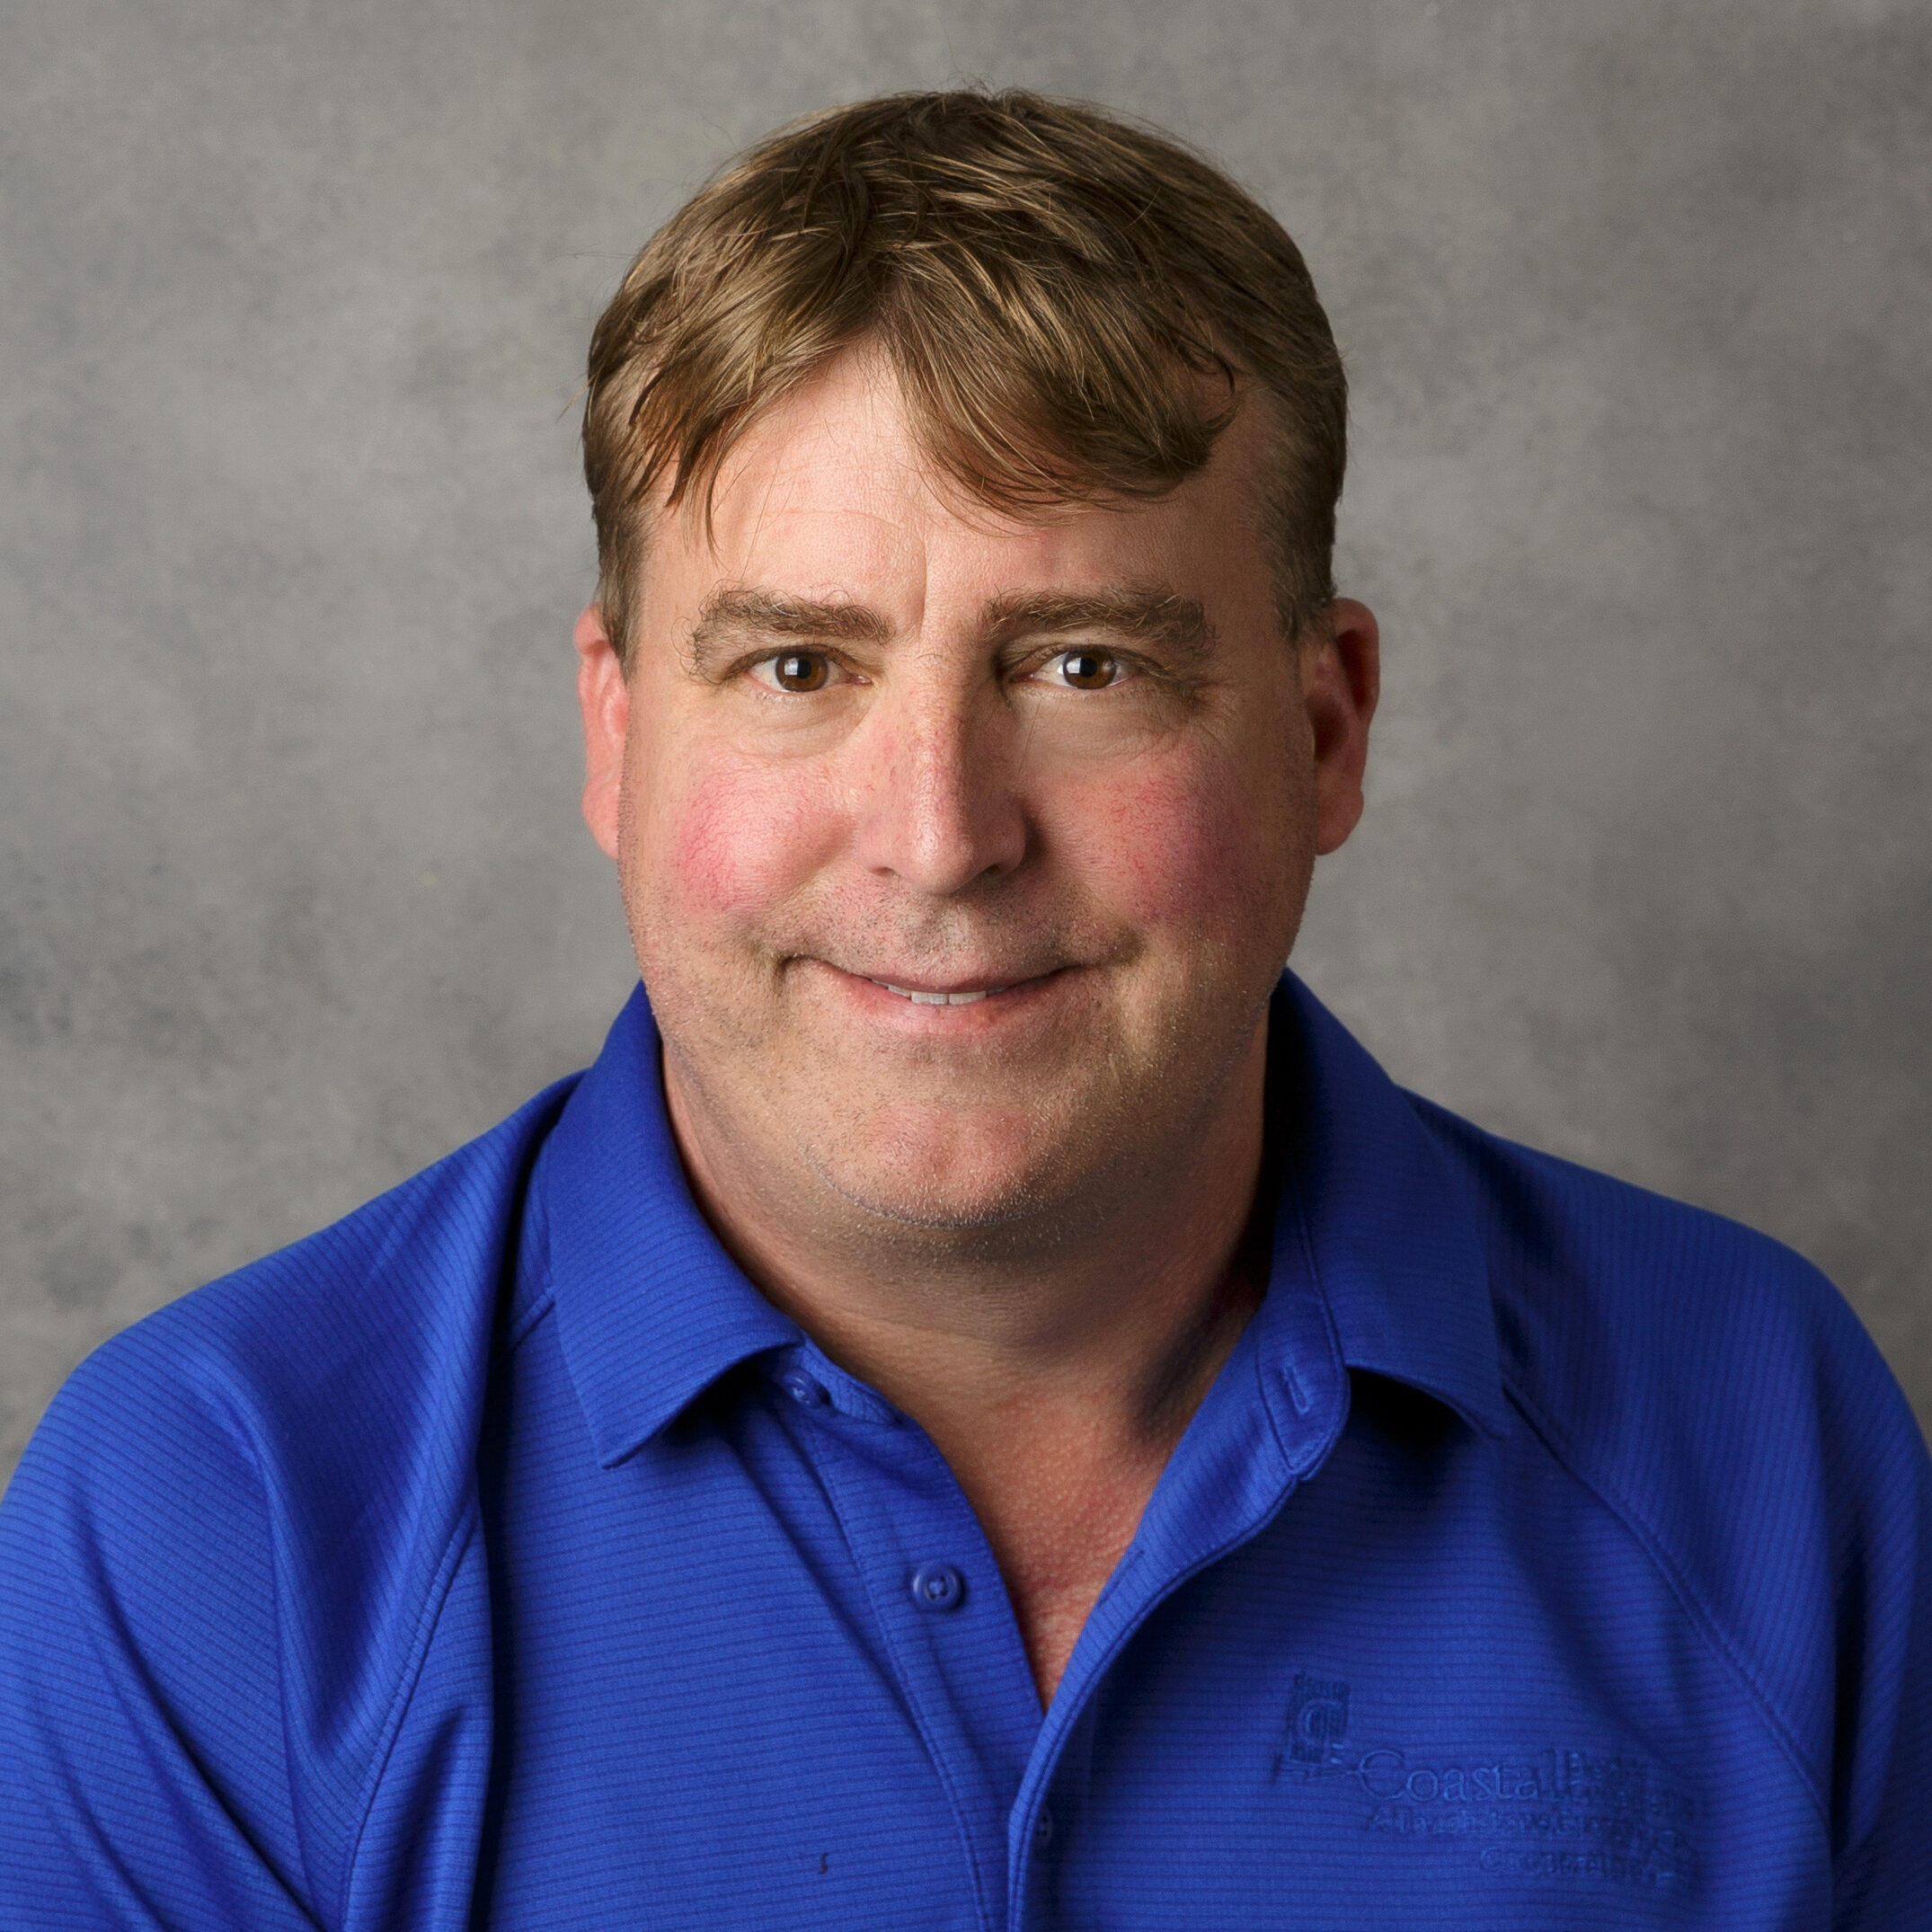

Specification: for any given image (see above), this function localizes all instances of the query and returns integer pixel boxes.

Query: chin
[796,1110,1085,1235]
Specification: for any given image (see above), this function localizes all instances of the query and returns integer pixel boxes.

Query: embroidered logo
[1286,1673,1352,1767]
[1280,1682,1697,1889]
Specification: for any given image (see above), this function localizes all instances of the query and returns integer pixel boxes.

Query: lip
[808,959,1073,1015]
[872,982,1006,1006]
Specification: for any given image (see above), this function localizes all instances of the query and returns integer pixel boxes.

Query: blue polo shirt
[1,975,1927,1928]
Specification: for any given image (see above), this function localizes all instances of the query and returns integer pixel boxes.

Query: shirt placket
[772,1343,1043,1932]
[762,1255,1349,1932]
[1006,1274,1351,1930]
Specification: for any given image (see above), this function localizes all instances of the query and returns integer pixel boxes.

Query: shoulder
[1409,1095,1929,1830]
[25,1070,577,1520]
[0,1075,576,1919]
[1405,1092,1917,1480]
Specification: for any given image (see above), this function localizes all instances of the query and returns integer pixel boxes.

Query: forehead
[642,350,1277,627]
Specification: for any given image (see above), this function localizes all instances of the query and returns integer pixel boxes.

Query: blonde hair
[583,89,1346,662]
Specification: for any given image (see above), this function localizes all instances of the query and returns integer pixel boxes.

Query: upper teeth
[875,982,1008,1006]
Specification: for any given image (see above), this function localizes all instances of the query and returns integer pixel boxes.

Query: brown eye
[769,651,829,692]
[1055,650,1119,690]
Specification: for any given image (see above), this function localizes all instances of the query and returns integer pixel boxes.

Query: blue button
[910,1563,964,1611]
[1032,1809,1055,1848]
[779,1370,828,1407]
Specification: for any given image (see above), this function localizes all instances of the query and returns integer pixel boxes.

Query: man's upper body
[2,87,1927,1928]
[3,974,1926,1929]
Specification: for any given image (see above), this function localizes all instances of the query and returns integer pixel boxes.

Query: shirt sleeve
[1830,1371,1932,1928]
[0,1338,321,1931]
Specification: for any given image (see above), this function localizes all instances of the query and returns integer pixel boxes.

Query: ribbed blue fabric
[1,974,1925,1928]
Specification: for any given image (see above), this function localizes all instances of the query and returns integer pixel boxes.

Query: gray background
[4,0,1928,1481]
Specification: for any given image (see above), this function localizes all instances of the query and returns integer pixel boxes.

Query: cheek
[1053,746,1310,940]
[623,743,839,935]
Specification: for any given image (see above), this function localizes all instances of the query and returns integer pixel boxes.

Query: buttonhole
[1283,1360,1312,1415]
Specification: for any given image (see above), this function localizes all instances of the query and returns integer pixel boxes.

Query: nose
[848,683,1027,895]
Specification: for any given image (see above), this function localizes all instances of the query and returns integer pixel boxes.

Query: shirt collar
[544,985,801,1467]
[1272,972,1510,1438]
[543,973,1508,1467]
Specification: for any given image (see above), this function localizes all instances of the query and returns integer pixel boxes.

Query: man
[0,88,1925,1930]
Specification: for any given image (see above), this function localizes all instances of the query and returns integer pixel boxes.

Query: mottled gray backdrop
[4,0,1928,1477]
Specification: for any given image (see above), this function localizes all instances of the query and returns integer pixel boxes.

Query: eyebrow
[687,589,891,675]
[980,589,1211,664]
[685,583,1211,675]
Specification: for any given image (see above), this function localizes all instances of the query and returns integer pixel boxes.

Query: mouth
[799,955,1085,1020]
[866,979,1015,1007]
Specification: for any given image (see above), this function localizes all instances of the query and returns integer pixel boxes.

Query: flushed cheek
[628,749,846,944]
[1052,754,1303,948]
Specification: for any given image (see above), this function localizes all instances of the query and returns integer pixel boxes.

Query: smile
[868,980,1014,1006]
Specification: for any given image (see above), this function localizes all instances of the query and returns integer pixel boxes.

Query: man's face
[578,350,1376,1237]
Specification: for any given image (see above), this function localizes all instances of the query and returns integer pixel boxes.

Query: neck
[664,1017,1270,1414]
[662,1016,1275,1702]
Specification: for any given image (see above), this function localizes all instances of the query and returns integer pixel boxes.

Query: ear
[575,604,629,861]
[1303,598,1380,856]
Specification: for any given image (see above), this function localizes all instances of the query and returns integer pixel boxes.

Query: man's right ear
[574,604,629,861]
